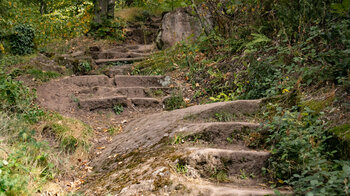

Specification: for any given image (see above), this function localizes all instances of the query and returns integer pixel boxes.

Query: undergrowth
[261,105,350,195]
[0,69,91,194]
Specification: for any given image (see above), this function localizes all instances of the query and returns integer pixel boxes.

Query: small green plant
[239,169,247,179]
[210,92,235,102]
[226,137,233,143]
[172,134,185,145]
[107,126,120,135]
[211,168,229,182]
[71,95,80,105]
[176,162,188,174]
[214,112,235,122]
[163,92,186,111]
[113,104,124,115]
[73,61,92,75]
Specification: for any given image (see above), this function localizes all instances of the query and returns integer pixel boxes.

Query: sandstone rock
[157,7,201,49]
[157,7,213,49]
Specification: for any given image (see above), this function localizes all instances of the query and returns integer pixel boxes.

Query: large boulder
[157,7,212,49]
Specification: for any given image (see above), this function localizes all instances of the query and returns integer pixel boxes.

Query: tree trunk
[39,0,47,15]
[93,0,115,24]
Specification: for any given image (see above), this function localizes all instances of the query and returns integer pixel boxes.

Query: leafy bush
[73,60,92,75]
[163,92,186,111]
[90,18,125,40]
[113,104,124,115]
[262,106,350,195]
[0,71,35,113]
[9,24,35,55]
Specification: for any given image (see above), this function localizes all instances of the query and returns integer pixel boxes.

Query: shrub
[163,92,186,111]
[73,60,92,75]
[0,71,35,113]
[9,24,35,55]
[263,106,350,195]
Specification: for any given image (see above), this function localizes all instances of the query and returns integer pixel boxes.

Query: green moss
[300,97,334,114]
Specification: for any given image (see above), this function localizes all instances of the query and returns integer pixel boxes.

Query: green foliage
[73,60,92,75]
[10,68,61,82]
[163,92,186,111]
[113,104,124,115]
[122,0,190,13]
[263,106,350,195]
[176,162,188,174]
[0,155,29,195]
[90,18,125,40]
[9,24,35,55]
[0,0,93,47]
[0,71,35,113]
[211,168,229,182]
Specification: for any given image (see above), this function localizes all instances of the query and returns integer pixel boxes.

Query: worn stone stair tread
[95,57,146,64]
[114,86,171,98]
[79,96,128,110]
[186,147,270,176]
[197,184,291,196]
[62,75,115,87]
[114,75,167,88]
[186,147,270,157]
[105,44,156,52]
[94,52,152,60]
[103,65,133,77]
[130,97,161,107]
[175,122,260,135]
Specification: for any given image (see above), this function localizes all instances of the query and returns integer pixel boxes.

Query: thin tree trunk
[93,0,115,24]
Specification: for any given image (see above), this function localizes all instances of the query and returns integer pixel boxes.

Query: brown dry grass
[115,7,144,22]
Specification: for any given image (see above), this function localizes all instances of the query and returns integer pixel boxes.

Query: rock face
[157,7,204,49]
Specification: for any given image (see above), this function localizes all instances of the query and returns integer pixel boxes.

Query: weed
[239,169,247,179]
[211,168,229,182]
[176,162,188,174]
[71,95,80,104]
[10,68,61,82]
[113,104,124,115]
[107,126,121,135]
[172,135,185,145]
[73,60,92,75]
[214,112,235,122]
[163,92,186,111]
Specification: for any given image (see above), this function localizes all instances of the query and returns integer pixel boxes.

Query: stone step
[93,51,151,60]
[103,65,133,77]
[196,185,291,196]
[95,57,146,65]
[104,44,156,53]
[114,75,169,88]
[62,75,114,87]
[78,96,128,110]
[116,87,171,98]
[130,97,161,107]
[173,122,260,146]
[186,148,270,178]
[183,100,261,123]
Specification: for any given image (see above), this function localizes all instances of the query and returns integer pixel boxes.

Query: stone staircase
[63,74,172,111]
[84,100,291,195]
[91,44,156,66]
